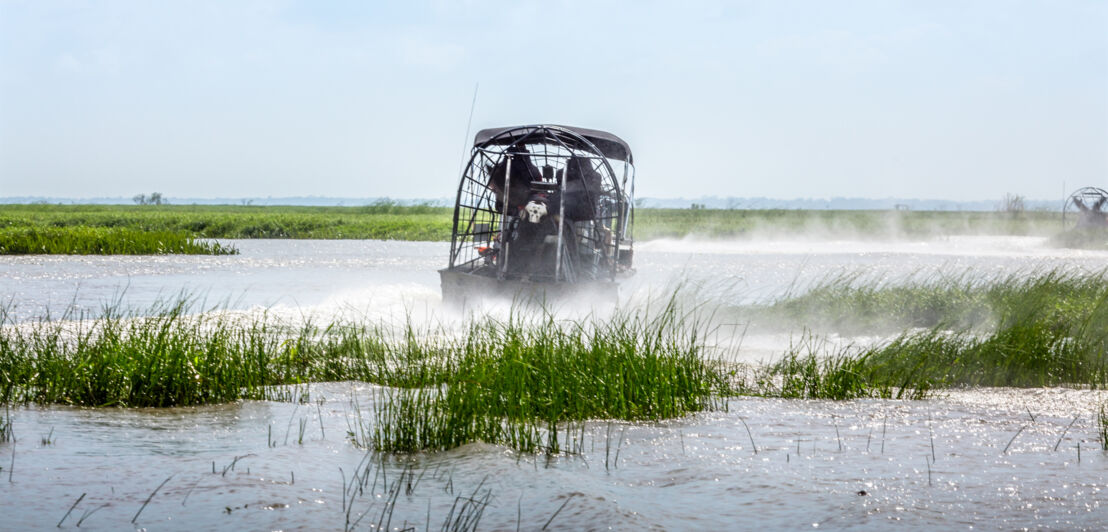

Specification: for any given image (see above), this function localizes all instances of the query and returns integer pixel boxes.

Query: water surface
[3,236,1108,529]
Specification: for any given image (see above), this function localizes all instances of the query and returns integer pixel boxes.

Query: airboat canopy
[473,125,633,164]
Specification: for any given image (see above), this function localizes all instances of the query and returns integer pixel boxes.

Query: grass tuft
[369,302,730,453]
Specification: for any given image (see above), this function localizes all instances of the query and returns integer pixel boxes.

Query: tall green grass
[736,337,930,401]
[4,270,1106,450]
[0,227,237,255]
[0,299,729,453]
[741,270,1108,398]
[370,304,729,453]
[756,270,1108,335]
[0,302,296,406]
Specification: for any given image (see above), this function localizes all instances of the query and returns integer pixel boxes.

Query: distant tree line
[133,192,165,205]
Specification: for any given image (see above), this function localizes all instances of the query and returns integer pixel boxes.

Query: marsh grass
[0,298,730,453]
[5,268,1106,451]
[0,301,301,406]
[634,208,1062,241]
[1,204,1067,244]
[758,269,1108,336]
[739,346,927,401]
[0,301,434,406]
[757,272,989,335]
[0,203,451,241]
[743,269,1108,398]
[369,302,730,453]
[0,227,236,255]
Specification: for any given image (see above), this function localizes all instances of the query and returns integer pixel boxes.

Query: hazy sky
[1,1,1105,201]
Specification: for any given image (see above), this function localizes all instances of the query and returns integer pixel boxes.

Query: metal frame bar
[445,125,635,283]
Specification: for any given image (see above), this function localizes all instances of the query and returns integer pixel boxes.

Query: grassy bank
[0,227,237,255]
[739,270,1108,399]
[2,204,1067,244]
[0,203,453,241]
[634,208,1064,241]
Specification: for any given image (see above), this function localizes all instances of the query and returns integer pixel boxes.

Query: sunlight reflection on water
[3,236,1108,529]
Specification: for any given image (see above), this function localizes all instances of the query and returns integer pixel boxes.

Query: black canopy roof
[473,125,633,164]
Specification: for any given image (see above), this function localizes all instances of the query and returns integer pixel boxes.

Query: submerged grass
[0,227,236,255]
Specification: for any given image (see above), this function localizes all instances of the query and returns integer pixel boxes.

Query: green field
[0,203,453,242]
[0,204,1071,253]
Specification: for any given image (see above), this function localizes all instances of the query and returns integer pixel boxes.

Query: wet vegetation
[0,227,237,255]
[739,269,1108,399]
[367,304,728,453]
[0,300,728,453]
[2,267,1107,451]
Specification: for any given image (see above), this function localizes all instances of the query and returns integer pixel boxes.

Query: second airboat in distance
[439,124,635,306]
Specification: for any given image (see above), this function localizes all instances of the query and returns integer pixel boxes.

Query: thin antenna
[458,82,479,176]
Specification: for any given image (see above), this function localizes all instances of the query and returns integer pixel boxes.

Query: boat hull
[438,269,618,307]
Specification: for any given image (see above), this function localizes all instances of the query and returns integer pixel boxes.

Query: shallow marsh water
[3,236,1108,529]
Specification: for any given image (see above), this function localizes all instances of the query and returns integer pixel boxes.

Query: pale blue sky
[1,1,1105,201]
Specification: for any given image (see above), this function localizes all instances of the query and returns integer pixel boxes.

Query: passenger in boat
[486,144,541,214]
[509,197,559,278]
[1074,197,1108,228]
[561,156,602,221]
[527,156,601,223]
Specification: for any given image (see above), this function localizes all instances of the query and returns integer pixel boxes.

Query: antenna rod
[458,83,479,176]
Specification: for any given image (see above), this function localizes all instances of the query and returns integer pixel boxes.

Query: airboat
[1063,187,1108,229]
[439,125,635,306]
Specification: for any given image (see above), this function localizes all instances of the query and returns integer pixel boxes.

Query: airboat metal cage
[444,125,635,285]
[1063,187,1108,229]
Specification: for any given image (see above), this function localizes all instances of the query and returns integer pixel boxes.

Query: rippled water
[3,236,1108,530]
